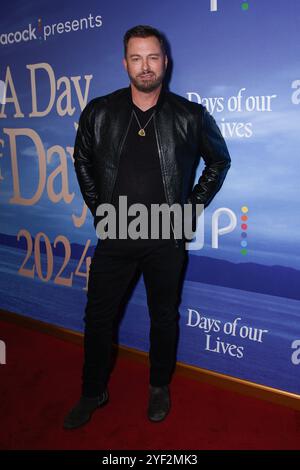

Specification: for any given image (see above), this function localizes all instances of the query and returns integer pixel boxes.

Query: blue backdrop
[1,0,300,395]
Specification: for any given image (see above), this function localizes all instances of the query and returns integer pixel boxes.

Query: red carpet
[0,319,300,450]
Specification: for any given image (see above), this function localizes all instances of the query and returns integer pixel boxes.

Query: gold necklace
[132,109,155,137]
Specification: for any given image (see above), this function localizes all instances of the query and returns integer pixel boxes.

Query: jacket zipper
[153,115,179,248]
[109,111,134,204]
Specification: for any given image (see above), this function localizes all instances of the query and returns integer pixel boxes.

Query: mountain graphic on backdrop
[1,232,299,301]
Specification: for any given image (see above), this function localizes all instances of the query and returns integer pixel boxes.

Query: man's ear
[123,57,128,72]
[164,55,168,69]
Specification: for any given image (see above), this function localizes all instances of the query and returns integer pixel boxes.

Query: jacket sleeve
[188,107,231,208]
[73,100,99,217]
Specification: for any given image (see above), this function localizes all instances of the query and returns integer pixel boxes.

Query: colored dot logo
[241,2,249,10]
[38,18,43,40]
[240,206,249,255]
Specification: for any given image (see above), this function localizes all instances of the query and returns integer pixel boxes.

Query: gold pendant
[138,129,146,137]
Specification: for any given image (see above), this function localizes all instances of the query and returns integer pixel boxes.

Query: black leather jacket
[74,86,231,239]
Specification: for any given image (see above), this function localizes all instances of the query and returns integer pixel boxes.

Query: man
[63,25,230,430]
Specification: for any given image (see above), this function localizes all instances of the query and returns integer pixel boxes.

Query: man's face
[123,36,168,93]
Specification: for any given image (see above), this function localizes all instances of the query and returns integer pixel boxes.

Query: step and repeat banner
[1,0,299,395]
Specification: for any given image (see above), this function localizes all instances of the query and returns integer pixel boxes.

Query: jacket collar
[127,84,166,113]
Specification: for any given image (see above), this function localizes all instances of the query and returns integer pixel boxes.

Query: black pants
[82,238,187,397]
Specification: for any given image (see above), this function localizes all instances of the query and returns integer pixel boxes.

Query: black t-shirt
[107,103,171,243]
[112,103,165,208]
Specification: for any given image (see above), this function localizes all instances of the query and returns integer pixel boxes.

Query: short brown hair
[123,25,166,57]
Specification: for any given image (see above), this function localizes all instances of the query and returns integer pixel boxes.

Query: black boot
[147,385,170,422]
[63,390,109,430]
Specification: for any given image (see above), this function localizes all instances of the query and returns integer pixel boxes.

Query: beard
[129,70,165,93]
